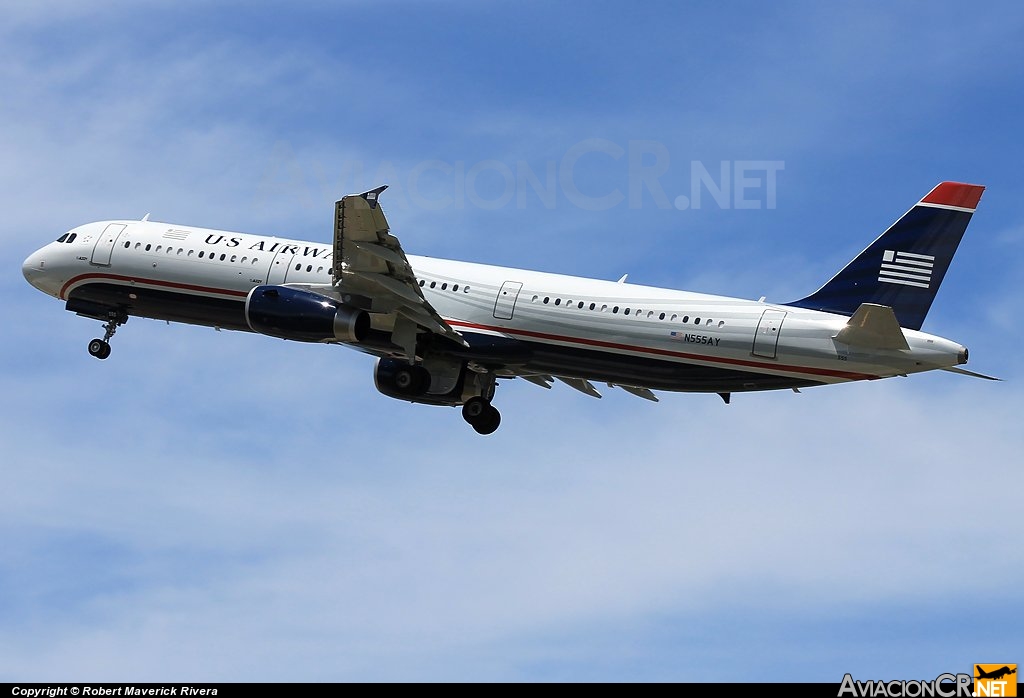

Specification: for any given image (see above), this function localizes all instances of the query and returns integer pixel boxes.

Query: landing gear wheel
[88,339,111,360]
[88,310,127,360]
[471,406,501,435]
[462,396,488,422]
[463,397,501,435]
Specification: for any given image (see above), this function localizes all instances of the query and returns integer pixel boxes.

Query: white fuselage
[23,219,967,393]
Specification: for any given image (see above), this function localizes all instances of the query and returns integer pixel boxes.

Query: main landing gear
[462,396,501,435]
[88,311,127,360]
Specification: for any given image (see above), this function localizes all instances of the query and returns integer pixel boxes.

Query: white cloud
[1,349,1021,680]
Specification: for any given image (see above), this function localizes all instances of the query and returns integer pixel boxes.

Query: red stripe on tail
[920,181,985,209]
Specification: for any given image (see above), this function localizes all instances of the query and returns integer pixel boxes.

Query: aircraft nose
[23,251,39,280]
[22,248,48,290]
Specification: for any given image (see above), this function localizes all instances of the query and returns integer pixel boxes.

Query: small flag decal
[879,250,933,288]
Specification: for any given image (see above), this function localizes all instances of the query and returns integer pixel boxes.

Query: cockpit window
[66,233,77,243]
[56,233,68,243]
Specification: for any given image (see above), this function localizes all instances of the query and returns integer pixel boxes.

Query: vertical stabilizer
[786,182,984,330]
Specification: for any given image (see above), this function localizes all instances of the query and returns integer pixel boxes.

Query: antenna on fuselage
[141,213,150,222]
[617,274,628,284]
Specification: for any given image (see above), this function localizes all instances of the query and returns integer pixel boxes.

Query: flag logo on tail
[878,249,934,289]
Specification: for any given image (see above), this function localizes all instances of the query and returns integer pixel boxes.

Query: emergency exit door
[493,281,523,320]
[90,224,127,266]
[752,309,786,359]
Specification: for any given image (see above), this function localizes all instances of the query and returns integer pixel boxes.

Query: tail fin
[786,182,984,330]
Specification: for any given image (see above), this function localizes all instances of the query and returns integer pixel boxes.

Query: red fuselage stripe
[63,273,876,382]
[60,273,249,301]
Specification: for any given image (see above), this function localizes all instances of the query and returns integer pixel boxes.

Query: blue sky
[2,0,1022,682]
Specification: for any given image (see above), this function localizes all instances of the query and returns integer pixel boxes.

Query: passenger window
[624,308,630,315]
[532,295,539,302]
[613,306,619,313]
[295,263,301,271]
[718,320,725,327]
[220,254,226,261]
[135,242,142,249]
[441,283,447,290]
[123,241,130,248]
[188,250,194,257]
[589,303,596,310]
[463,286,470,293]
[671,314,677,321]
[156,246,162,252]
[659,312,665,320]
[430,281,436,288]
[199,251,204,258]
[694,317,701,324]
[145,244,152,251]
[419,279,425,286]
[453,284,459,292]
[231,255,237,262]
[554,298,561,305]
[682,315,689,323]
[578,301,584,309]
[543,297,549,304]
[306,265,312,272]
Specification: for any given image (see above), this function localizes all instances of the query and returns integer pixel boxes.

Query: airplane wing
[290,186,467,357]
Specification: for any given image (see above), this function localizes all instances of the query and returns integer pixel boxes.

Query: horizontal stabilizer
[834,303,909,350]
[941,366,1001,381]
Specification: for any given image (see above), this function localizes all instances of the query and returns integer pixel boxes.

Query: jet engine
[374,357,489,406]
[245,285,370,343]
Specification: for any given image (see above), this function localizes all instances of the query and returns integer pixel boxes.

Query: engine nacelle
[374,357,464,406]
[245,285,370,343]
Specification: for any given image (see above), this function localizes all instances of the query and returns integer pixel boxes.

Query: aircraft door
[90,224,127,266]
[267,251,296,285]
[493,281,523,320]
[752,309,787,359]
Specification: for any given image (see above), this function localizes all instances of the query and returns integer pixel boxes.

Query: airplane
[22,181,996,434]
[976,666,1017,681]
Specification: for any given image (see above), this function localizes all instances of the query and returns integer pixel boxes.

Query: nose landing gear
[88,311,127,360]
